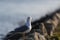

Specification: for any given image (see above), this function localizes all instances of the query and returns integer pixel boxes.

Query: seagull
[7,16,32,40]
[15,16,32,40]
[15,16,32,33]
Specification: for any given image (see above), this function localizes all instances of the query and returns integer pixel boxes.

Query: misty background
[0,0,60,38]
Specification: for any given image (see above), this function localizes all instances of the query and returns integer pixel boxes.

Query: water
[0,0,60,40]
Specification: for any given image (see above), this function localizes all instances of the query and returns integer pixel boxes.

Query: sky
[0,0,60,35]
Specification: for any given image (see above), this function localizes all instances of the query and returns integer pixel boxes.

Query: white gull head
[26,16,32,26]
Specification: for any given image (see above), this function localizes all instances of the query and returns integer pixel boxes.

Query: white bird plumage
[25,16,32,33]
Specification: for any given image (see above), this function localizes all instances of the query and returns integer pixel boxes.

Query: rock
[4,31,46,40]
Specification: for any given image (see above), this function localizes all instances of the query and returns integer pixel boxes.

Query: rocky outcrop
[4,23,47,40]
[4,31,46,40]
[4,9,60,40]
